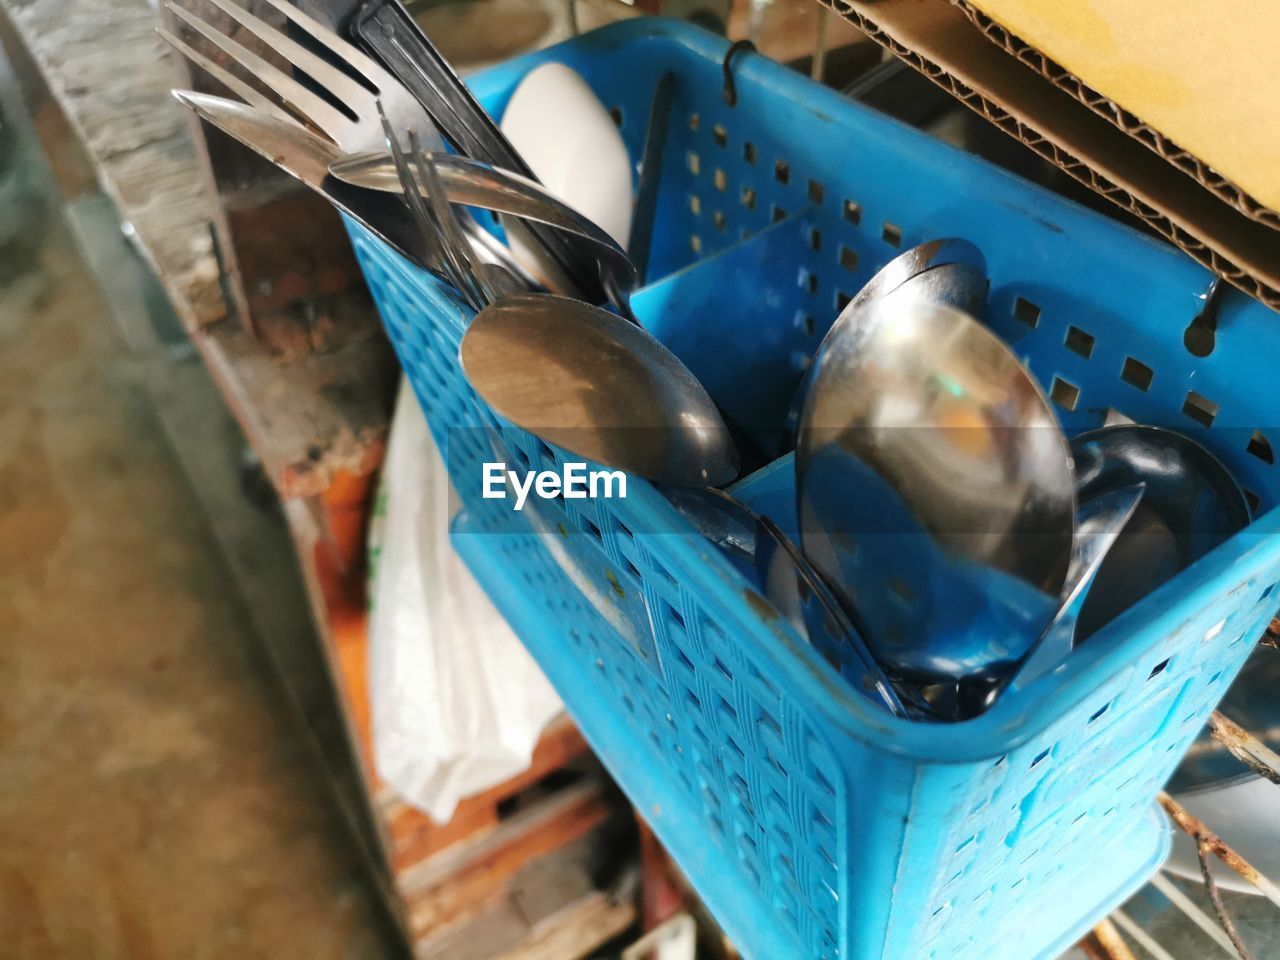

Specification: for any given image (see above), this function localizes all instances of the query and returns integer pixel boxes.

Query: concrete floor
[0,82,398,960]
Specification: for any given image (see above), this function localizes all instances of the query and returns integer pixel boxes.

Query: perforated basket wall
[346,19,1280,960]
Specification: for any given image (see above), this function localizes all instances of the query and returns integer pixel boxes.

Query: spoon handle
[352,0,609,306]
[696,488,910,718]
[1008,483,1146,693]
[628,72,676,284]
[330,150,639,321]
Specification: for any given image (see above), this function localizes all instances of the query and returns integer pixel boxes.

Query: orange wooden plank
[381,719,588,870]
[400,783,613,939]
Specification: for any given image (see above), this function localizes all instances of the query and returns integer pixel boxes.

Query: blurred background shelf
[0,0,635,956]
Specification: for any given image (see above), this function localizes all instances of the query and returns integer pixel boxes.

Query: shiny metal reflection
[460,294,739,488]
[797,293,1076,681]
[1072,424,1251,641]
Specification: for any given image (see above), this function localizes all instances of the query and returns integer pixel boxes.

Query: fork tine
[166,3,350,146]
[196,0,373,114]
[157,27,304,131]
[254,0,392,91]
[411,132,488,309]
[376,104,441,268]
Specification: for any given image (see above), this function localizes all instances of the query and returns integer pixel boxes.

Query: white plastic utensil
[499,62,633,288]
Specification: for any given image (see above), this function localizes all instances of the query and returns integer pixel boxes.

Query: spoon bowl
[460,293,739,487]
[784,238,988,447]
[1071,424,1251,641]
[796,293,1076,681]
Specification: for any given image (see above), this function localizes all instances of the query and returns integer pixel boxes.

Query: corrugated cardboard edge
[819,0,1280,313]
[951,0,1280,231]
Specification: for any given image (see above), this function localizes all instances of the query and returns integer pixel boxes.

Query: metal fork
[160,0,440,154]
[410,131,494,309]
[375,100,485,309]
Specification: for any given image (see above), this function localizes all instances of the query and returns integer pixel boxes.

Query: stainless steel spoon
[1071,424,1251,642]
[783,238,988,449]
[460,293,739,488]
[839,237,988,319]
[903,484,1144,721]
[796,292,1076,682]
[330,149,639,317]
[1008,483,1146,688]
[664,487,908,717]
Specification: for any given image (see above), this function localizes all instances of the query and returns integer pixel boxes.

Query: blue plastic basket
[346,20,1280,960]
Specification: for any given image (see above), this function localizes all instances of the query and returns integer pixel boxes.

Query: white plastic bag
[367,379,563,823]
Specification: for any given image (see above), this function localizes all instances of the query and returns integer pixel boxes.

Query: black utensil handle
[628,72,676,284]
[353,0,530,172]
[351,0,609,307]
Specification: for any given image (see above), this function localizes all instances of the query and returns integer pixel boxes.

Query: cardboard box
[822,0,1280,310]
[953,0,1279,227]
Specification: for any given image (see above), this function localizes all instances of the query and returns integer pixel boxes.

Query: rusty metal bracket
[1208,711,1280,786]
[1158,792,1280,908]
[1087,917,1138,960]
[1197,839,1257,960]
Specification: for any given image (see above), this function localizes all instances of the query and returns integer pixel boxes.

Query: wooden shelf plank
[4,0,225,326]
[0,0,396,498]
